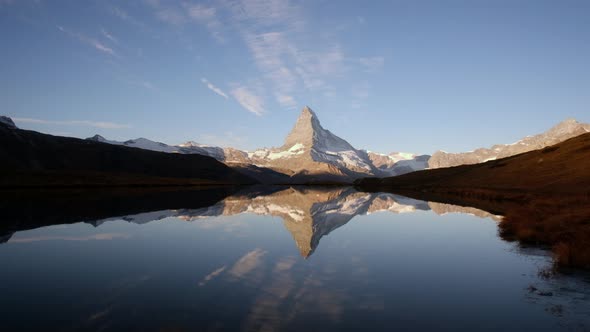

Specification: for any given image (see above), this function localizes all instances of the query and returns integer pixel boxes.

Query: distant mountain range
[84,106,590,182]
[429,118,590,168]
[356,131,590,195]
[2,106,589,185]
[85,107,433,182]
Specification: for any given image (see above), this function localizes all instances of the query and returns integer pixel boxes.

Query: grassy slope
[356,132,590,195]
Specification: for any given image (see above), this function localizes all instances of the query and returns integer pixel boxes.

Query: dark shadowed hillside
[356,132,590,195]
[0,122,255,187]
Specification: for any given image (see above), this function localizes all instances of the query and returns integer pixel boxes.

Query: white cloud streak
[228,248,267,279]
[101,28,118,44]
[13,117,131,129]
[231,85,265,116]
[198,266,227,286]
[201,78,229,99]
[57,26,116,56]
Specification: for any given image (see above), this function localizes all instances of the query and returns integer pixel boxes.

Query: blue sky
[1,0,589,154]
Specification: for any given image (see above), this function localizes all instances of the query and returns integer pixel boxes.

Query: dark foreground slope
[356,132,590,195]
[357,133,590,269]
[0,123,255,187]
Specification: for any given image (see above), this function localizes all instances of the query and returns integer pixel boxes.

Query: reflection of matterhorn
[91,187,431,258]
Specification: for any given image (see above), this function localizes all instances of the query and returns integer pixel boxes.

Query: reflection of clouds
[9,233,130,243]
[88,307,111,321]
[238,255,354,330]
[243,256,297,332]
[292,285,346,323]
[228,248,267,280]
[199,265,227,287]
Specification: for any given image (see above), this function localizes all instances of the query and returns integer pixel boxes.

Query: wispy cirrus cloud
[230,85,265,116]
[359,56,384,72]
[185,3,224,42]
[144,1,225,41]
[201,78,229,99]
[223,0,346,109]
[155,7,187,25]
[57,26,116,56]
[101,28,118,44]
[139,81,156,91]
[13,117,131,129]
[139,0,366,113]
[109,6,146,28]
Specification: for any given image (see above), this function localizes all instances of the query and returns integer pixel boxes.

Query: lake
[0,186,589,331]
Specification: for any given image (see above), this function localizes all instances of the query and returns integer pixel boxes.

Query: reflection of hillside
[368,193,430,214]
[428,202,503,221]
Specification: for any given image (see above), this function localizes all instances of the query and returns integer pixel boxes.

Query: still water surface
[0,187,589,331]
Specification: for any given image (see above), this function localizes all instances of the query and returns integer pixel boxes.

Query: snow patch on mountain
[267,143,305,160]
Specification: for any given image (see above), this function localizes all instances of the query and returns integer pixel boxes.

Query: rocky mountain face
[429,119,590,168]
[234,107,381,181]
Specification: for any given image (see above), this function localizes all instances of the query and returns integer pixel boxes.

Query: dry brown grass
[499,195,590,269]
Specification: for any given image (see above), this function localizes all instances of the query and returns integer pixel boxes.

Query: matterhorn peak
[0,116,17,129]
[301,105,316,116]
[284,106,324,147]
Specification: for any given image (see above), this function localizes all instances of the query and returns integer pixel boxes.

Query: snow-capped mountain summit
[241,106,379,180]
